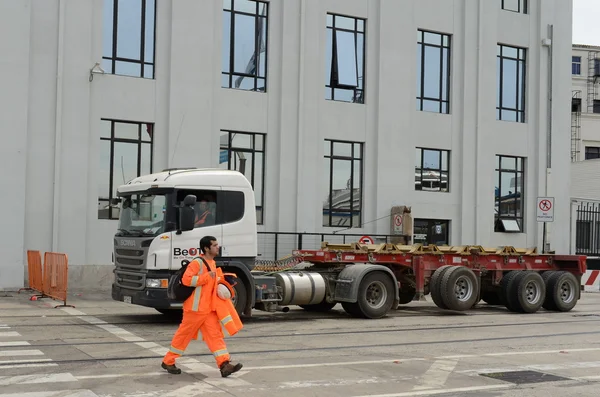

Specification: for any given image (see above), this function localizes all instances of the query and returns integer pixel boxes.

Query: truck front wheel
[232,278,248,317]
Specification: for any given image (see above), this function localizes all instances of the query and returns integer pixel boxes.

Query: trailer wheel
[501,271,522,312]
[398,288,416,305]
[439,266,479,311]
[299,299,337,312]
[543,271,579,312]
[506,271,546,313]
[349,271,395,319]
[481,290,503,305]
[430,265,454,309]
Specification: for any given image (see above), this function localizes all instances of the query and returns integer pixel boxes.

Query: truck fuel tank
[274,272,327,306]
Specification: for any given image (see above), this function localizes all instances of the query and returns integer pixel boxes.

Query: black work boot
[220,361,243,377]
[161,362,182,375]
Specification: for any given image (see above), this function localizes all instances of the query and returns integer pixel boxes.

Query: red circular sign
[359,235,374,244]
[539,200,552,212]
[394,214,403,226]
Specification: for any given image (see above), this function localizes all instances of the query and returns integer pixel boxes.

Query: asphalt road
[1,289,600,396]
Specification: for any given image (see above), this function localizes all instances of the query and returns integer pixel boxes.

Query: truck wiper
[116,229,143,237]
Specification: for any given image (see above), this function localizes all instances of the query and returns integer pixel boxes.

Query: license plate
[123,296,132,304]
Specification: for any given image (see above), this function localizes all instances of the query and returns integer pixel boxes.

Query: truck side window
[176,189,218,228]
[217,190,245,224]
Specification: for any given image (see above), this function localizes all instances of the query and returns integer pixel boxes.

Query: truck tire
[481,290,503,305]
[232,278,248,317]
[349,271,396,319]
[300,298,337,312]
[430,265,454,309]
[506,271,546,313]
[501,271,521,312]
[542,271,579,312]
[439,266,479,311]
[342,302,362,317]
[398,288,416,304]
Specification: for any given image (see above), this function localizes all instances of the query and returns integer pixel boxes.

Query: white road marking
[413,360,458,391]
[0,363,58,369]
[0,390,99,397]
[460,360,600,375]
[243,358,425,370]
[0,341,30,347]
[0,332,20,337]
[353,384,512,397]
[0,373,77,386]
[0,358,53,364]
[0,349,44,357]
[162,383,224,396]
[436,347,600,360]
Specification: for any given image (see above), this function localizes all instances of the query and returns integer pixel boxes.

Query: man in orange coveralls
[161,236,243,377]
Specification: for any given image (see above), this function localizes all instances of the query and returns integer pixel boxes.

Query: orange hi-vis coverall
[163,256,242,368]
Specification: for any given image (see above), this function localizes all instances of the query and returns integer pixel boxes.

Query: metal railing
[576,201,600,257]
[257,232,400,261]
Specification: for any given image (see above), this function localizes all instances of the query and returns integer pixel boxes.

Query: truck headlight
[146,279,169,288]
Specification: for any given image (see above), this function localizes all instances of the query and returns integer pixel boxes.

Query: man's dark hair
[200,236,217,254]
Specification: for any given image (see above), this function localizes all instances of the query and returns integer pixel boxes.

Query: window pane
[357,19,364,32]
[116,0,142,60]
[335,30,358,87]
[115,61,142,77]
[501,156,516,170]
[501,109,518,121]
[101,58,113,74]
[142,123,153,141]
[333,88,354,102]
[233,14,256,74]
[258,15,267,77]
[326,14,333,27]
[423,32,441,45]
[502,46,518,58]
[223,0,232,10]
[326,28,333,84]
[503,0,520,12]
[143,64,153,79]
[423,46,441,98]
[102,0,114,58]
[441,48,449,100]
[255,134,264,151]
[144,0,155,63]
[254,152,264,206]
[354,143,362,158]
[356,33,364,89]
[415,148,422,167]
[332,159,351,192]
[422,100,440,112]
[333,142,352,157]
[231,132,252,149]
[423,150,440,169]
[352,160,361,208]
[496,57,501,108]
[112,142,139,197]
[98,139,111,199]
[232,150,253,184]
[517,60,525,110]
[222,11,231,73]
[416,44,422,98]
[233,0,257,13]
[324,140,331,156]
[323,157,331,226]
[441,151,448,171]
[100,120,111,138]
[115,122,139,140]
[141,143,152,176]
[502,59,518,109]
[335,15,356,30]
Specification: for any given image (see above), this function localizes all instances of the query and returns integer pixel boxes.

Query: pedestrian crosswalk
[0,325,56,370]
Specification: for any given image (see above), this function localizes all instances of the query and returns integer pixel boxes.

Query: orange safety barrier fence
[42,252,75,308]
[18,250,46,299]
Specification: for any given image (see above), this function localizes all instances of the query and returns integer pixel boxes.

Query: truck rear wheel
[346,271,395,319]
[430,265,453,309]
[439,266,479,311]
[542,271,578,312]
[505,271,546,313]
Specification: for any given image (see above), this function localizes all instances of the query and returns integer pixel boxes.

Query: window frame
[494,155,525,233]
[99,119,154,220]
[585,146,600,160]
[501,0,527,14]
[497,44,527,123]
[102,0,157,79]
[572,56,582,75]
[219,130,266,224]
[222,0,269,92]
[415,147,450,192]
[323,139,364,228]
[325,13,366,104]
[416,30,452,114]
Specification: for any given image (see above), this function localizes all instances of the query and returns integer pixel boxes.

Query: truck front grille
[113,237,152,290]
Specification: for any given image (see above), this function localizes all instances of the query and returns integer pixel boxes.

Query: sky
[573,0,600,45]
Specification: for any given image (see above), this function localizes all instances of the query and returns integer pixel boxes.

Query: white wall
[0,0,574,289]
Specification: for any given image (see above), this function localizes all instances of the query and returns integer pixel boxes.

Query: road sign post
[537,197,554,254]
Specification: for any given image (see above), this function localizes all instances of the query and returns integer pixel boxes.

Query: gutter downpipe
[52,0,65,252]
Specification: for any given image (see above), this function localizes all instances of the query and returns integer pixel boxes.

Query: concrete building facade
[0,0,573,289]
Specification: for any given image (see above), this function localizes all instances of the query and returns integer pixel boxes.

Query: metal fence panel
[576,201,600,257]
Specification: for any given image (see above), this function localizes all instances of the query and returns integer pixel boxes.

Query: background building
[571,44,600,259]
[1,0,573,289]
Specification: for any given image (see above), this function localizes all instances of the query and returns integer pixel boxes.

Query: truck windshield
[117,194,167,237]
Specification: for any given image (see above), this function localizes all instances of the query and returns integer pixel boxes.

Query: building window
[102,0,156,79]
[494,155,525,233]
[585,146,600,160]
[219,131,265,224]
[414,219,450,246]
[572,56,581,75]
[501,0,527,13]
[326,14,366,104]
[416,30,451,114]
[415,148,449,192]
[497,44,526,123]
[323,140,363,227]
[222,0,268,92]
[98,120,153,220]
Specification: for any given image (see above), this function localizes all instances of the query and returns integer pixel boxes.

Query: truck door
[170,187,222,268]
[218,188,258,259]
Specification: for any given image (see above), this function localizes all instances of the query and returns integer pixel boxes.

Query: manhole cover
[480,370,570,385]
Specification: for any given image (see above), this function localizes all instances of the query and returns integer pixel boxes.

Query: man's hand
[208,271,216,278]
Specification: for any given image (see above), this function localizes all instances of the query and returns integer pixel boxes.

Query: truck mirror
[183,194,197,207]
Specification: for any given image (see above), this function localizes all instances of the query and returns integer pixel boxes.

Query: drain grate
[480,370,570,385]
